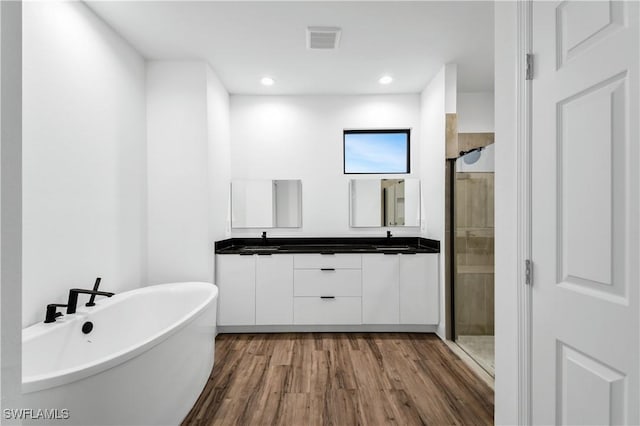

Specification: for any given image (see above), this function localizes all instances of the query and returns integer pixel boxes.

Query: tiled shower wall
[455,172,494,335]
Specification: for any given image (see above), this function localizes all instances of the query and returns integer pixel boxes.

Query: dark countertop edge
[214,237,440,254]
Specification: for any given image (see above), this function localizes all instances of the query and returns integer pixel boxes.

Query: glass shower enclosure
[451,144,495,376]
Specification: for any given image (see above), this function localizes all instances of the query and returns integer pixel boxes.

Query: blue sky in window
[344,132,408,173]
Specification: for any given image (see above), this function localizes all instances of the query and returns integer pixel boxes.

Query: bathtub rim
[22,281,218,394]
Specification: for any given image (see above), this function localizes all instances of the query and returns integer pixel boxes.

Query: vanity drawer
[294,254,362,269]
[294,269,362,296]
[294,297,362,325]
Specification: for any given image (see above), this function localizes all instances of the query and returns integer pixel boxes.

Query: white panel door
[362,254,399,324]
[532,2,638,424]
[399,253,439,324]
[216,255,256,326]
[256,254,293,325]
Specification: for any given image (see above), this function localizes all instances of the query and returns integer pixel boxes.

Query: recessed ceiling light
[379,75,393,85]
[261,77,275,86]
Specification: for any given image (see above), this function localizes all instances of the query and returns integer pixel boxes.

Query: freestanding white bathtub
[22,282,218,425]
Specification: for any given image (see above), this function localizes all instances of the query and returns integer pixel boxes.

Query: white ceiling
[87,1,494,95]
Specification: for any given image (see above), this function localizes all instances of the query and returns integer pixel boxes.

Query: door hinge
[525,259,533,285]
[526,54,534,80]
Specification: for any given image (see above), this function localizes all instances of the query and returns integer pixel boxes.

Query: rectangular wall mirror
[350,179,420,227]
[231,179,302,228]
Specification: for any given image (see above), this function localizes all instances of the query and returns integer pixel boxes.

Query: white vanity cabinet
[362,254,400,324]
[216,254,294,326]
[215,250,439,329]
[399,254,439,324]
[361,253,439,325]
[216,254,256,326]
[256,254,294,325]
[293,254,362,325]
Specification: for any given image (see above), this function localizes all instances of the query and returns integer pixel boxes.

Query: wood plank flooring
[182,333,494,426]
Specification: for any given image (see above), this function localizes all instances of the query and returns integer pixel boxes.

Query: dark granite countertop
[215,237,440,255]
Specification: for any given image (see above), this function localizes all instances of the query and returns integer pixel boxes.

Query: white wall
[445,64,458,114]
[147,62,230,284]
[457,92,495,173]
[1,0,23,414]
[494,2,519,424]
[420,69,446,241]
[22,1,146,327]
[419,64,456,339]
[206,66,231,251]
[229,95,420,237]
[457,92,495,133]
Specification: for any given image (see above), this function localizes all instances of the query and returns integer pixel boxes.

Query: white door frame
[515,0,533,424]
[0,0,24,414]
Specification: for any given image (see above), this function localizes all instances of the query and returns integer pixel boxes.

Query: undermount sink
[240,245,280,251]
[278,244,372,251]
[374,245,412,250]
[236,244,416,252]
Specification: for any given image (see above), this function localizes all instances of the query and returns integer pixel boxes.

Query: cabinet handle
[320,252,335,255]
[320,268,335,271]
[383,252,399,255]
[257,253,273,256]
[320,296,336,299]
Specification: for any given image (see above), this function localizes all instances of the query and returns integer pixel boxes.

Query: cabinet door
[399,253,439,324]
[362,254,399,324]
[216,255,256,325]
[294,297,362,325]
[256,254,293,325]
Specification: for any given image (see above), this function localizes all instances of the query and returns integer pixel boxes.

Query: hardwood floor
[182,333,494,426]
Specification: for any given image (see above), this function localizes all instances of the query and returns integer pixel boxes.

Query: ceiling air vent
[306,26,341,50]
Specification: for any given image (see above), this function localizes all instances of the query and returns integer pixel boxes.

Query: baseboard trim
[217,324,437,334]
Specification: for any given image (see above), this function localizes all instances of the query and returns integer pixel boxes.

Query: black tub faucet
[387,230,393,239]
[262,231,267,244]
[86,277,103,307]
[66,288,114,315]
[44,304,68,323]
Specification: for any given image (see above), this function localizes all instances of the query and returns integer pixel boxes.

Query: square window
[343,129,410,174]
